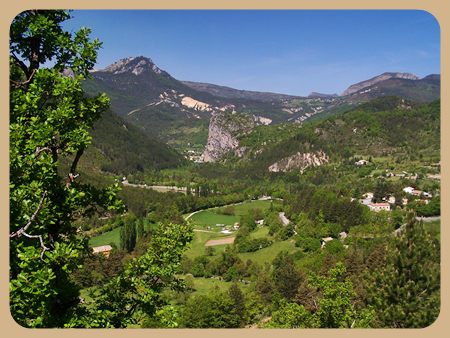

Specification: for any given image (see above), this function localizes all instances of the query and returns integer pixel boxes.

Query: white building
[403,187,415,194]
[368,202,390,212]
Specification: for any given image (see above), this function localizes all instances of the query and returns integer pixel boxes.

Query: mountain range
[82,56,440,172]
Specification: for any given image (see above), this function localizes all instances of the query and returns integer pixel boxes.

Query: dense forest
[9,10,440,329]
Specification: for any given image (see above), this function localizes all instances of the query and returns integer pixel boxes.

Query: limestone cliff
[201,112,255,162]
[268,150,329,173]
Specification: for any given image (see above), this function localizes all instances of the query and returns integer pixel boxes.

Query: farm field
[88,226,121,248]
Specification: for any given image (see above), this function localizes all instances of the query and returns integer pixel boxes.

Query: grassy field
[89,199,278,251]
[88,226,121,248]
[184,199,277,258]
[238,238,298,266]
[188,199,276,229]
[186,276,250,296]
[189,211,239,229]
[185,231,233,258]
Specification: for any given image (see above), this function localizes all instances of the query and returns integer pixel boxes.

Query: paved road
[278,212,290,225]
[416,216,440,223]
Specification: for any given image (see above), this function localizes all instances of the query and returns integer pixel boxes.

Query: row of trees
[178,214,439,328]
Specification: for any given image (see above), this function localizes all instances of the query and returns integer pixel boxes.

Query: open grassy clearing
[88,226,121,248]
[238,238,298,266]
[185,231,232,258]
[188,199,276,229]
[185,276,250,296]
[189,211,239,229]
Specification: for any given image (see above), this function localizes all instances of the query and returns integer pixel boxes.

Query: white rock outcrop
[268,150,329,173]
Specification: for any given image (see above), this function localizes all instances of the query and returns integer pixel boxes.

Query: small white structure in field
[321,237,334,249]
[355,159,369,166]
[339,232,348,240]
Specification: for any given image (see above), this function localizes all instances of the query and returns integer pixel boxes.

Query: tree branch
[10,190,49,260]
[34,146,52,157]
[70,149,84,174]
[65,149,84,188]
[21,231,50,260]
[11,52,29,77]
[10,191,47,238]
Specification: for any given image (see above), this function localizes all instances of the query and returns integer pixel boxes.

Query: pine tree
[365,213,440,327]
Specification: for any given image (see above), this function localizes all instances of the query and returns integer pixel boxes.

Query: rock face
[181,96,212,111]
[101,56,163,75]
[268,150,329,173]
[201,112,255,162]
[342,72,419,96]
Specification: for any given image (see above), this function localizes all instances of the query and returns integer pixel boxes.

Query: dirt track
[205,237,235,246]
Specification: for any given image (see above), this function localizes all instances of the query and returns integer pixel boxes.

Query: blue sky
[64,10,440,96]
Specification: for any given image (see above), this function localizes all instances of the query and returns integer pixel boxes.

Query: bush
[221,205,235,215]
[237,238,273,253]
[295,236,321,252]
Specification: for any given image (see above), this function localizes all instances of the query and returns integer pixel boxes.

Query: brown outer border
[0,1,447,337]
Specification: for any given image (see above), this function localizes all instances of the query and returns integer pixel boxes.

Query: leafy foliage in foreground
[9,10,125,327]
[67,222,193,328]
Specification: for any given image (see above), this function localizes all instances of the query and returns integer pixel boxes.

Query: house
[321,237,333,249]
[402,198,408,206]
[368,202,390,212]
[255,219,264,226]
[92,245,113,258]
[403,187,415,194]
[388,196,396,204]
[233,222,240,230]
[339,232,347,240]
[355,159,369,166]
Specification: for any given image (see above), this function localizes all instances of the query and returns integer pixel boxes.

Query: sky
[63,10,440,96]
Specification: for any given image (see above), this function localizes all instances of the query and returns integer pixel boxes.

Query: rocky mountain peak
[342,72,419,96]
[101,56,163,75]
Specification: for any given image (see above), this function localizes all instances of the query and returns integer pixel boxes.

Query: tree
[267,263,374,328]
[228,283,246,327]
[9,10,123,327]
[365,214,440,327]
[120,220,137,252]
[136,218,145,239]
[272,251,303,300]
[181,288,242,328]
[69,222,193,328]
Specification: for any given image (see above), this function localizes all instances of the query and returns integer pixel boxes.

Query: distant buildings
[92,245,113,258]
[367,202,390,212]
[403,186,432,198]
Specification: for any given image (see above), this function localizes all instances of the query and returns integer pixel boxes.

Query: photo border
[1,1,447,337]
